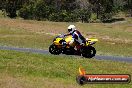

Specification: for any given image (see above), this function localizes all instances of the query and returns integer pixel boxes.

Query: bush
[19,0,55,21]
[49,10,78,22]
[100,13,113,22]
[19,4,35,19]
[18,0,97,22]
[49,13,59,22]
[34,1,53,21]
[77,9,91,23]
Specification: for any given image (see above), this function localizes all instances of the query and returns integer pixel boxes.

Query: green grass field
[0,50,132,88]
[0,18,131,56]
[0,25,53,49]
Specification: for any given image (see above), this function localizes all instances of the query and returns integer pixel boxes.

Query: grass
[0,25,54,49]
[95,40,132,57]
[0,50,132,88]
[0,18,132,56]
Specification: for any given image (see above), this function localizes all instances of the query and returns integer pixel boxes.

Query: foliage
[1,0,132,22]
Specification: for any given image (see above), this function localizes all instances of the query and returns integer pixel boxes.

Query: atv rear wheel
[81,46,96,58]
[49,44,61,55]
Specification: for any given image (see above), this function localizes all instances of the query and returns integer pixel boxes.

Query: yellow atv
[49,34,98,58]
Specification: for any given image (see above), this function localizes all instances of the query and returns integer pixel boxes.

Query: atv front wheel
[49,44,61,55]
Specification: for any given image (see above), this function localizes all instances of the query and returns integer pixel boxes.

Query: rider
[66,25,86,47]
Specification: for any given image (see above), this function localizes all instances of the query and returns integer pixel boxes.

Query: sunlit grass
[0,18,131,56]
[0,50,132,88]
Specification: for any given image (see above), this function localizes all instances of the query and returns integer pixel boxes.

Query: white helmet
[68,25,76,34]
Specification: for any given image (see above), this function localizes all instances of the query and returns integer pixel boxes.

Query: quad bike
[49,34,98,58]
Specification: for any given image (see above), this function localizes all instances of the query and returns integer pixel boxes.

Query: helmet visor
[68,29,72,32]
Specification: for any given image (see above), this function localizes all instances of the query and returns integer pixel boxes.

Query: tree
[1,0,29,18]
[88,0,115,22]
[126,0,132,16]
[3,0,129,22]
